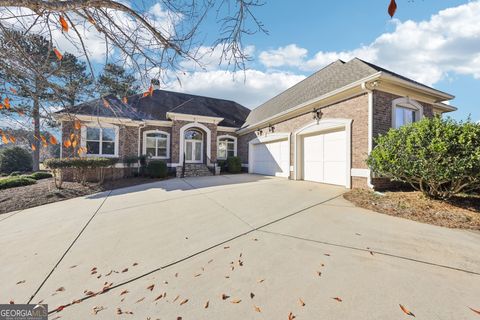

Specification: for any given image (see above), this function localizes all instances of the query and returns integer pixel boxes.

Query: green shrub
[0,147,32,174]
[367,117,480,199]
[28,171,53,180]
[146,160,168,178]
[0,176,36,190]
[9,171,22,176]
[226,156,242,173]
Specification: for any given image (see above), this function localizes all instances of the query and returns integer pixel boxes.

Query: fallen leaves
[469,307,480,315]
[16,280,26,285]
[399,304,415,317]
[230,299,242,304]
[257,279,265,283]
[204,300,209,308]
[154,293,165,302]
[92,306,105,315]
[135,297,145,304]
[250,292,255,299]
[333,297,343,302]
[179,299,189,306]
[299,298,305,307]
[147,284,155,291]
[221,294,230,300]
[254,305,261,312]
[122,268,129,273]
[288,311,296,320]
[120,290,129,296]
[56,287,65,292]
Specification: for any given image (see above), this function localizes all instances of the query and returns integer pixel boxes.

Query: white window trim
[391,97,423,129]
[217,134,237,160]
[80,123,119,157]
[142,129,170,159]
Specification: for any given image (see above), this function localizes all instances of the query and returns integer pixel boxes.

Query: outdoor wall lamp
[268,124,275,133]
[313,109,322,121]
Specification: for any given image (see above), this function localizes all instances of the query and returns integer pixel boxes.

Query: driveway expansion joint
[27,190,113,304]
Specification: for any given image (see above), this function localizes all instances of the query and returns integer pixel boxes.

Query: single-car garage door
[250,138,290,177]
[302,129,346,186]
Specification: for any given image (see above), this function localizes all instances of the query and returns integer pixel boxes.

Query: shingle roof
[242,58,451,128]
[59,90,251,128]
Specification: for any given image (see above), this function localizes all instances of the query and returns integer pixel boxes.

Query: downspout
[137,122,146,166]
[361,82,375,189]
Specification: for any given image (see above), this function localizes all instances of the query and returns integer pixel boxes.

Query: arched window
[143,130,170,158]
[392,98,423,129]
[217,135,237,160]
[184,129,203,140]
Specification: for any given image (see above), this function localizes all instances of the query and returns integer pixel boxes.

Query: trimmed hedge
[226,156,242,173]
[0,147,32,174]
[44,157,119,169]
[0,176,36,190]
[44,157,119,187]
[28,172,53,180]
[146,160,168,178]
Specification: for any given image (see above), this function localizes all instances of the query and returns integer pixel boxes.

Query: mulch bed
[0,177,160,215]
[344,189,480,231]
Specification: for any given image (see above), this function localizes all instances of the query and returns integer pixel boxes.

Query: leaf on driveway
[135,297,145,303]
[224,246,230,249]
[16,280,26,285]
[194,273,202,277]
[116,308,122,315]
[55,305,65,312]
[316,271,322,277]
[324,253,331,257]
[254,305,261,312]
[121,268,128,273]
[257,279,265,283]
[221,294,230,300]
[85,291,96,297]
[180,299,189,306]
[120,290,129,296]
[91,267,97,272]
[204,300,209,308]
[175,272,179,277]
[154,293,164,301]
[250,292,255,299]
[288,311,296,320]
[208,259,214,264]
[173,295,180,302]
[9,300,14,304]
[231,299,241,304]
[147,284,155,291]
[399,304,415,317]
[56,287,65,292]
[92,306,105,315]
[299,298,305,306]
[132,262,138,266]
[469,307,480,315]
[333,297,343,302]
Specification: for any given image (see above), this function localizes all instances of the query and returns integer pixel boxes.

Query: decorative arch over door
[179,122,212,165]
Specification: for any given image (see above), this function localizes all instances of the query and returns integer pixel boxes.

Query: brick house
[56,58,456,189]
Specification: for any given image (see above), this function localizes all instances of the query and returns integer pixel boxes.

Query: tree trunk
[32,93,40,171]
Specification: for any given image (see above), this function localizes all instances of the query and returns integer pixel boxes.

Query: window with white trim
[85,126,116,156]
[144,131,169,158]
[217,136,236,159]
[392,98,423,129]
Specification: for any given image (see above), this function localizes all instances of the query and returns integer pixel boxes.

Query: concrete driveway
[1,174,479,319]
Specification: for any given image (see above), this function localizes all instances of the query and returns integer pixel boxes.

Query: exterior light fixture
[313,109,322,121]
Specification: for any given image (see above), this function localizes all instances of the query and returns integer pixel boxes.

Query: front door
[185,139,203,163]
[184,129,204,164]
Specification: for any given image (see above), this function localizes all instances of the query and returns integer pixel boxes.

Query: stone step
[179,163,214,177]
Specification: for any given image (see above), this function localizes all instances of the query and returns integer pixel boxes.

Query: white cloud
[258,1,480,86]
[165,69,305,108]
[259,44,308,68]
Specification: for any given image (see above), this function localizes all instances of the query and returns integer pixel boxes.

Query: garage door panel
[302,129,347,187]
[251,139,289,177]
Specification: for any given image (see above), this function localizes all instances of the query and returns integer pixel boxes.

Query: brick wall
[237,93,369,180]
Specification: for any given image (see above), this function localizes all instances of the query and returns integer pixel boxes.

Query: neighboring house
[56,58,456,189]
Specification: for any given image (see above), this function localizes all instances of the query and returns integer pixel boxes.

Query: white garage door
[302,129,346,186]
[250,139,290,177]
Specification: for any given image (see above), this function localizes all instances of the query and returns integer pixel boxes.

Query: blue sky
[162,0,479,121]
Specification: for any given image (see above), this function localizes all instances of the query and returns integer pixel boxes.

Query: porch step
[181,163,213,177]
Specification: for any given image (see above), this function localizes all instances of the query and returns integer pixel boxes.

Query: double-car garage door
[249,129,347,186]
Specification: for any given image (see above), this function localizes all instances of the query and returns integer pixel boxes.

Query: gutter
[361,81,376,189]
